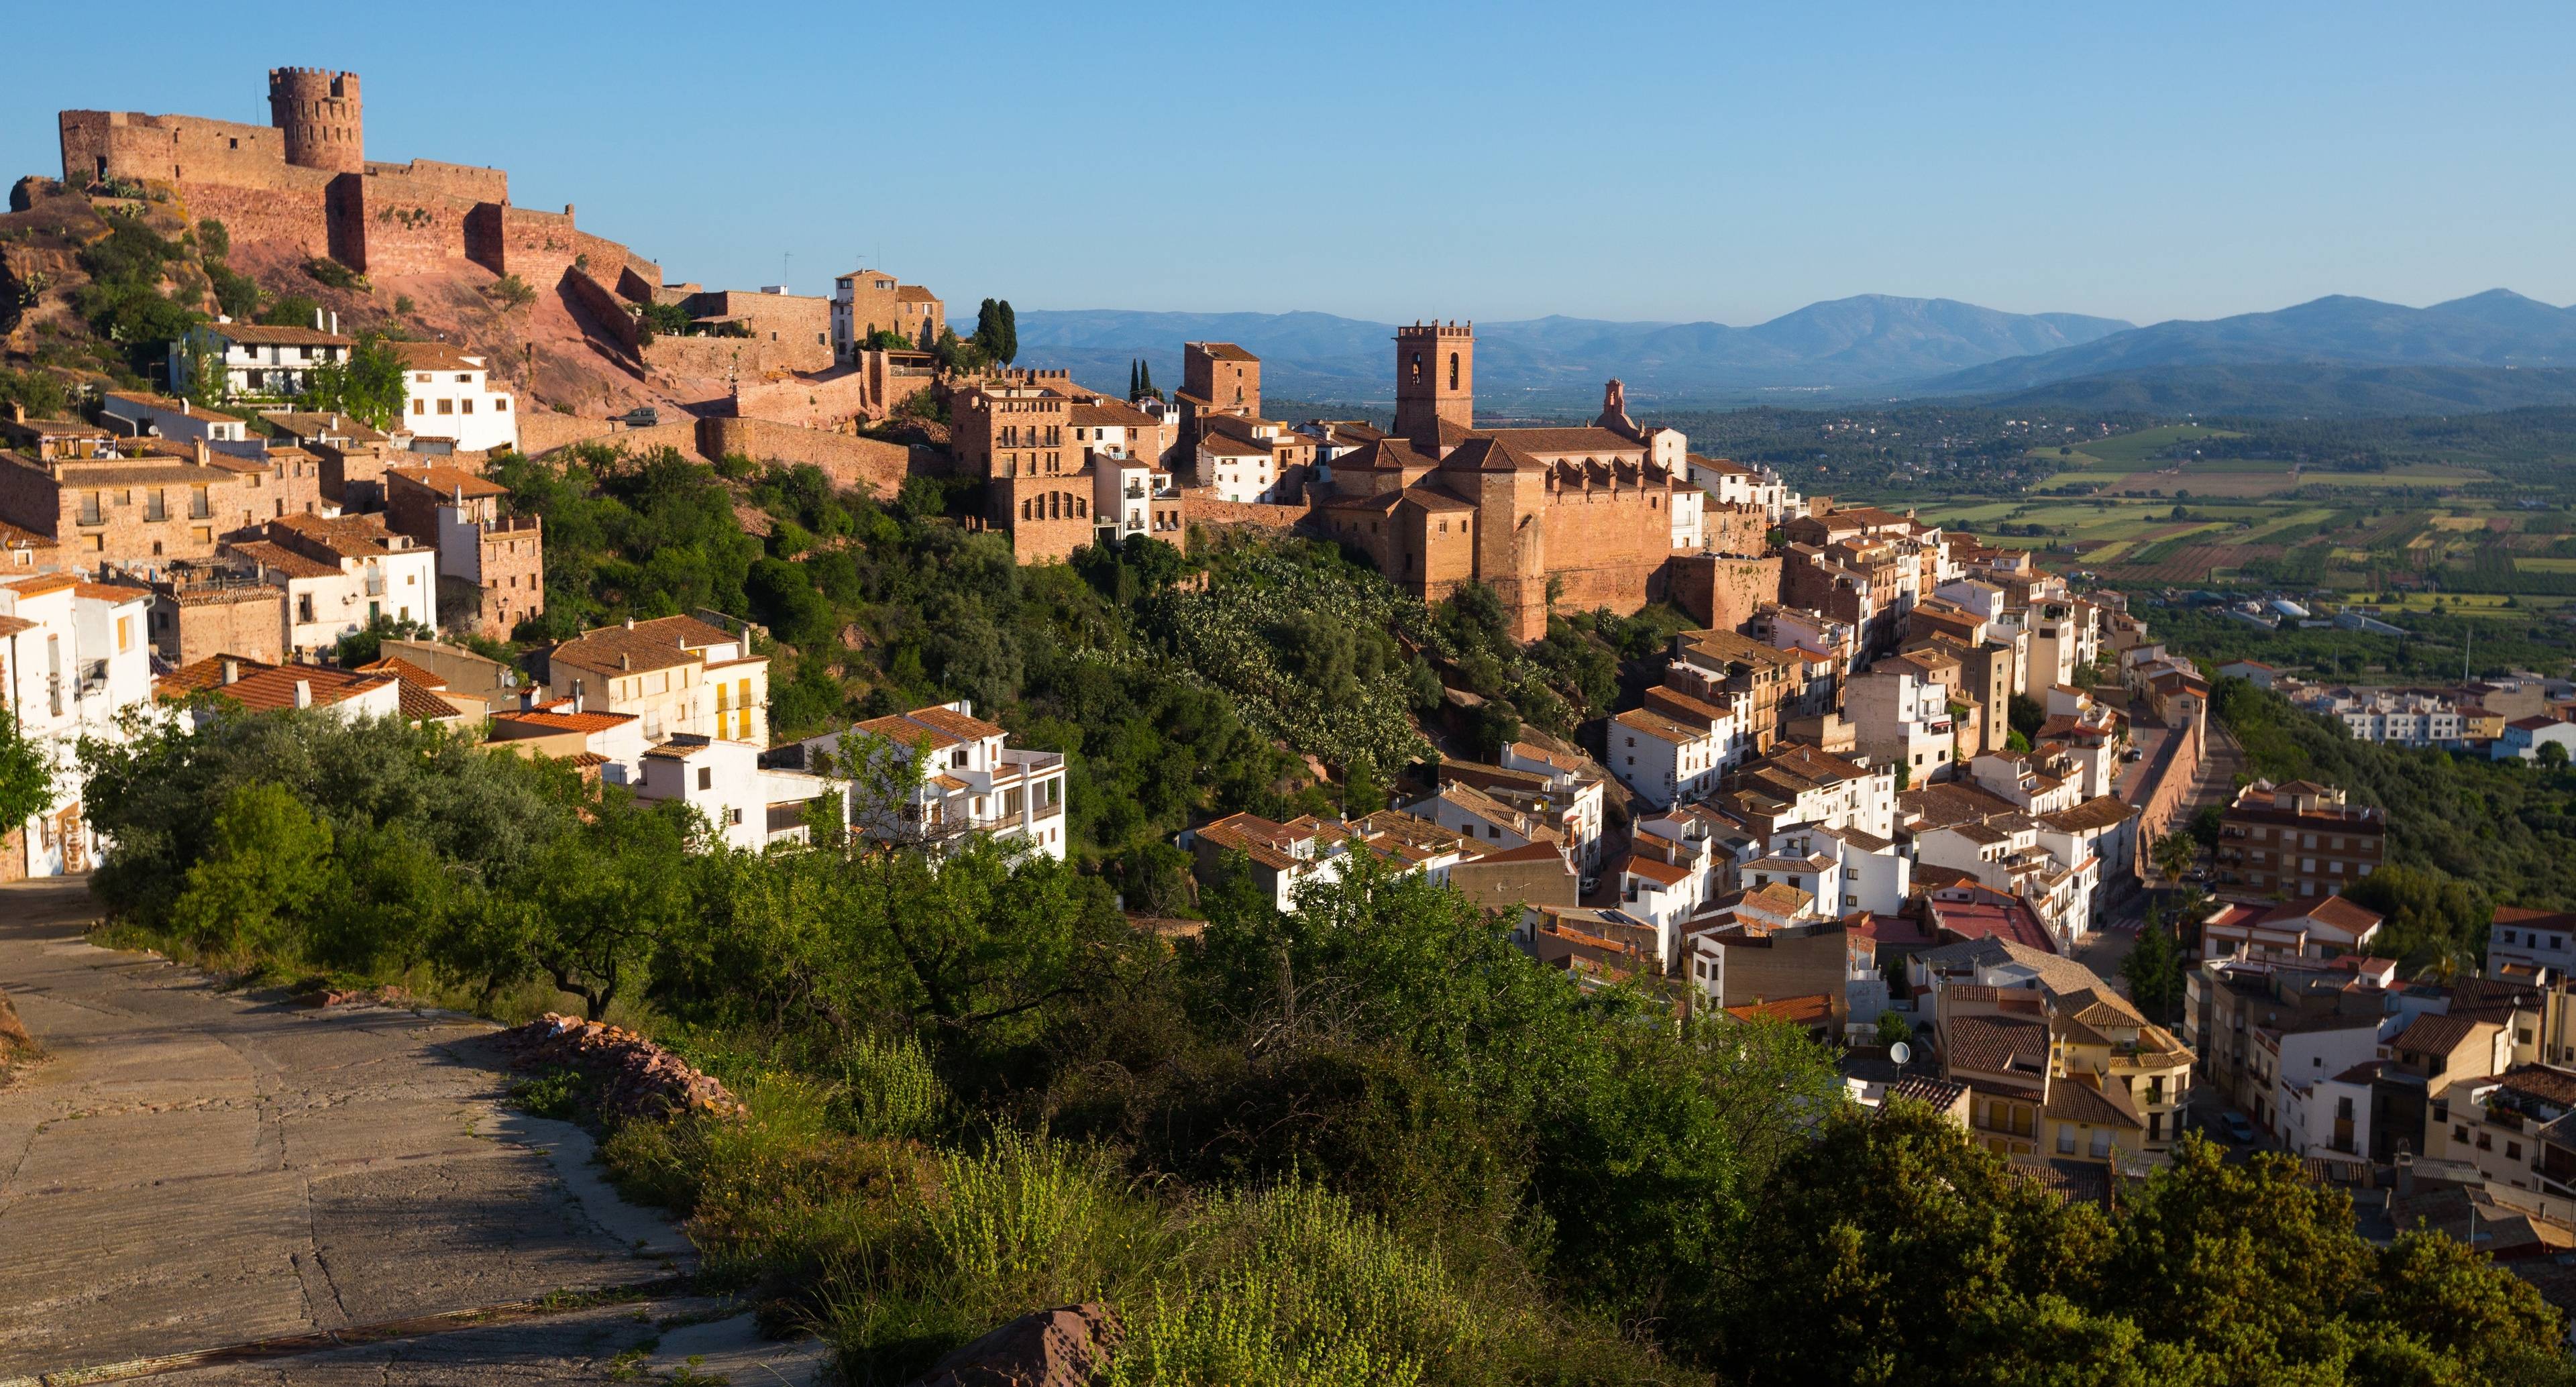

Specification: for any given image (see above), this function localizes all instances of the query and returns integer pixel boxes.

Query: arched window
[1448,353,1460,390]
[1409,352,1422,384]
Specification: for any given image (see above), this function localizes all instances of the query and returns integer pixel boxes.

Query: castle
[1318,323,1757,640]
[59,68,661,296]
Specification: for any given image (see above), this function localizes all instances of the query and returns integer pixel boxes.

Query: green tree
[2542,741,2570,770]
[303,335,409,431]
[2151,830,2197,882]
[1874,1010,1913,1048]
[333,610,431,667]
[0,706,52,836]
[2121,923,2186,1021]
[166,781,337,957]
[971,298,1018,365]
[489,274,537,309]
[512,794,696,1021]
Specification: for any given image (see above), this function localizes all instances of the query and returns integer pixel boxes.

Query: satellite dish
[1888,1041,1912,1067]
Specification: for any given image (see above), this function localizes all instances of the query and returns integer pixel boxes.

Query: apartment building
[2215,779,2386,899]
[1609,705,1731,808]
[1844,650,1957,784]
[539,615,767,746]
[138,558,288,665]
[1668,628,1803,755]
[390,342,517,453]
[2424,1064,2576,1201]
[2489,907,2576,987]
[1709,743,1897,842]
[0,417,323,566]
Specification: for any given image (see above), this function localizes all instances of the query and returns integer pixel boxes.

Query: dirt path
[0,879,828,1385]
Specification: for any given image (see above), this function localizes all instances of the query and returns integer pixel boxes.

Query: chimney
[314,307,325,331]
[619,653,631,671]
[195,437,209,466]
[221,658,240,685]
[572,685,584,714]
[329,311,339,336]
[294,679,312,710]
[625,616,635,630]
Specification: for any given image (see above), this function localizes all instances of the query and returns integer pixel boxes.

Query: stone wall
[1669,554,1783,632]
[643,334,829,381]
[563,266,641,356]
[1704,502,1770,557]
[1175,488,1309,530]
[158,588,288,665]
[697,419,916,498]
[729,366,879,429]
[2132,717,2206,846]
[175,180,334,261]
[513,411,625,456]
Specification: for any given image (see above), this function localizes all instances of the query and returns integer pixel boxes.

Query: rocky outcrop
[906,1304,1122,1387]
[496,1013,741,1122]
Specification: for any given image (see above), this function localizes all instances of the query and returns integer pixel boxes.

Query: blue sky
[9,3,2569,326]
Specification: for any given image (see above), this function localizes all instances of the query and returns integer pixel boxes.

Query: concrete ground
[0,879,832,1386]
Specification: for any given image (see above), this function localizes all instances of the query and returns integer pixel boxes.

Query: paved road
[0,879,828,1385]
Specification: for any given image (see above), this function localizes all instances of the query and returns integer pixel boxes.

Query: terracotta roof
[271,512,405,560]
[215,324,352,347]
[0,616,36,638]
[386,466,508,500]
[2498,1065,2576,1110]
[902,704,1006,742]
[2389,1011,2490,1059]
[1472,425,1646,457]
[2045,1076,2145,1129]
[1620,853,1690,887]
[1197,434,1271,458]
[1069,400,1159,429]
[156,655,394,712]
[1947,1014,2051,1076]
[551,615,741,677]
[1187,341,1258,362]
[227,540,341,580]
[2255,895,2384,937]
[386,341,485,372]
[1721,994,1833,1025]
[2041,796,2136,834]
[101,390,245,424]
[354,655,447,687]
[395,679,466,722]
[1613,707,1705,743]
[1197,818,1301,873]
[1886,1074,1969,1109]
[6,573,78,596]
[494,707,636,735]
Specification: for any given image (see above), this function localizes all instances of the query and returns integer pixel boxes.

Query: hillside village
[15,62,2576,1371]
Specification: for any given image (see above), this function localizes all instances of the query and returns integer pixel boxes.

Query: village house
[822,701,1069,863]
[382,465,543,639]
[2214,779,2386,899]
[0,573,153,876]
[538,614,767,746]
[168,317,352,400]
[223,512,437,656]
[634,734,831,854]
[388,341,517,453]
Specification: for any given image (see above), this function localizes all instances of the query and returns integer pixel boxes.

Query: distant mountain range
[1010,296,2134,410]
[1014,289,2576,417]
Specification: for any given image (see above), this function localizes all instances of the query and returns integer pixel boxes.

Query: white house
[0,574,155,876]
[1845,657,1956,785]
[1179,812,1354,911]
[826,700,1070,862]
[99,392,258,457]
[169,317,352,400]
[2487,907,2576,986]
[1759,822,1910,917]
[1089,453,1179,543]
[1609,706,1729,809]
[1193,430,1288,502]
[225,514,438,657]
[2494,716,2576,763]
[486,701,651,785]
[2218,660,2281,689]
[635,734,830,853]
[2259,1015,2391,1154]
[390,342,518,453]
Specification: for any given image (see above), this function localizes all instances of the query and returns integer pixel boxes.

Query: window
[413,399,426,415]
[2057,1127,2076,1155]
[696,766,712,791]
[2090,1129,2111,1158]
[437,399,453,414]
[115,616,131,653]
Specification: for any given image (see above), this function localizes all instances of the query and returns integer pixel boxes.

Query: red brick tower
[267,68,363,174]
[1393,321,1474,452]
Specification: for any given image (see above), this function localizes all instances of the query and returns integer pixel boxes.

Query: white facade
[1194,433,1288,502]
[635,735,828,854]
[1764,822,1909,917]
[2260,1018,2389,1152]
[1846,664,1956,784]
[826,700,1070,862]
[1091,457,1178,541]
[0,575,156,877]
[393,344,519,453]
[235,527,439,657]
[1610,707,1731,809]
[99,392,254,453]
[169,319,352,400]
[2494,718,2576,762]
[2489,913,2576,986]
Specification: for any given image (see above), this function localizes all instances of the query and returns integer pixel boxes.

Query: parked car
[621,406,659,428]
[2121,746,2145,763]
[2219,1111,2256,1144]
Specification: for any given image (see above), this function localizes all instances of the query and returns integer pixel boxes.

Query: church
[1318,323,1713,640]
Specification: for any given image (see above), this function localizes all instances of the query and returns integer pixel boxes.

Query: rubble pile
[497,1012,742,1121]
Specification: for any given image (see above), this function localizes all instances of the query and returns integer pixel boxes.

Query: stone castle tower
[266,68,362,174]
[1393,321,1474,451]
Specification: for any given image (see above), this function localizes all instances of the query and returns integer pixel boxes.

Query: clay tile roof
[6,573,78,596]
[896,285,937,302]
[355,655,447,687]
[394,679,465,722]
[902,704,1007,742]
[2390,1011,2487,1058]
[1947,1014,2051,1076]
[1886,1074,1969,1110]
[1473,425,1646,457]
[2045,1076,2145,1129]
[2041,796,2138,833]
[2256,895,2385,934]
[156,656,393,712]
[226,539,341,580]
[102,390,245,424]
[272,511,401,559]
[0,616,35,638]
[1721,994,1834,1025]
[1613,707,1703,743]
[1197,819,1300,873]
[386,341,484,372]
[2498,1066,2576,1109]
[217,324,352,347]
[1069,400,1158,429]
[1197,433,1270,457]
[387,466,508,499]
[1188,341,1258,362]
[551,616,739,677]
[496,707,636,735]
[1620,853,1690,887]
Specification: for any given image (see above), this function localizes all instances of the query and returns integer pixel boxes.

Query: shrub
[490,274,537,309]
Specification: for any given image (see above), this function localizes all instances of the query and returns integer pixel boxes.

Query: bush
[489,273,537,309]
[302,256,364,290]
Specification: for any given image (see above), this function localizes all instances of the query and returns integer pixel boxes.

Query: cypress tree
[996,300,1018,366]
[1129,359,1140,398]
[1138,359,1155,398]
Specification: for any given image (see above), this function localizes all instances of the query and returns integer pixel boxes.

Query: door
[56,805,84,873]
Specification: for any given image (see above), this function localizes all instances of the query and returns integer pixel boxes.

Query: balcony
[364,571,387,597]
